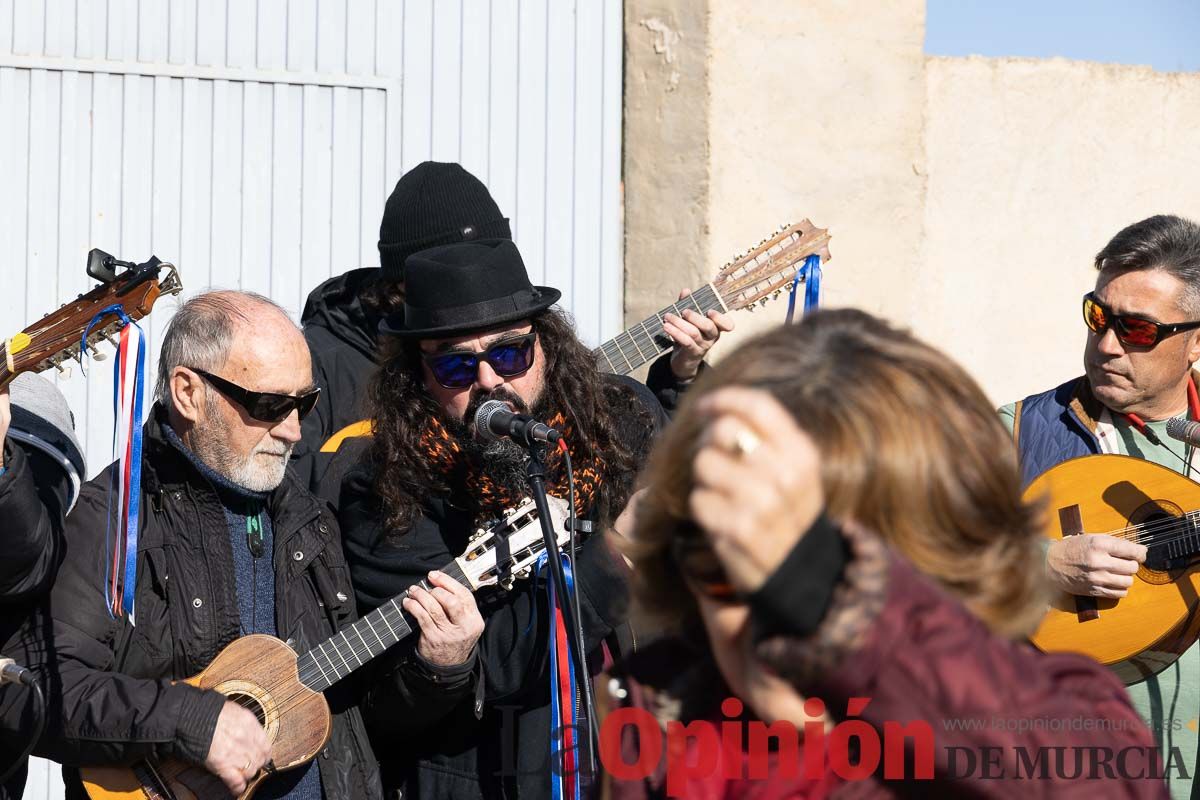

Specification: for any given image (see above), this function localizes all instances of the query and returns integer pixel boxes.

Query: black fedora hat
[379,239,560,338]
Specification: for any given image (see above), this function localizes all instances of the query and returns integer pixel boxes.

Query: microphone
[1167,417,1200,448]
[0,657,34,686]
[474,400,563,446]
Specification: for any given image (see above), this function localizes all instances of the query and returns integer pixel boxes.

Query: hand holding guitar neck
[403,570,485,667]
[663,288,736,381]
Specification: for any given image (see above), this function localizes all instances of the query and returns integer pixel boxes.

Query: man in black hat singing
[337,238,663,799]
[294,161,731,492]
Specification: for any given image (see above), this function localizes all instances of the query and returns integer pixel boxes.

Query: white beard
[192,426,293,492]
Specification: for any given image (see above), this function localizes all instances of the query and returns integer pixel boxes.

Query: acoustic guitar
[1027,454,1200,684]
[594,219,832,376]
[319,220,833,452]
[81,496,571,800]
[0,249,182,389]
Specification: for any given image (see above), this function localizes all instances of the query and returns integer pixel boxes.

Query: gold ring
[731,427,761,458]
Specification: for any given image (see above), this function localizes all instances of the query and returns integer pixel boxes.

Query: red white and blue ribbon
[538,551,583,800]
[785,254,822,323]
[82,305,147,624]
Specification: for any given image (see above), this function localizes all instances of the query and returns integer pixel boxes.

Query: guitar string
[597,287,723,369]
[226,547,541,720]
[1091,516,1200,546]
[252,532,555,714]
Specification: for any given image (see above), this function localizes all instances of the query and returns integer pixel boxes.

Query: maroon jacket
[603,524,1164,799]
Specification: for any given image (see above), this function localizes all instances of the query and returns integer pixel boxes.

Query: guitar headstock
[456,496,572,591]
[712,220,832,312]
[0,257,183,389]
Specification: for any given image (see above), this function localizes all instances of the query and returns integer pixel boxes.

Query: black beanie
[377,161,511,281]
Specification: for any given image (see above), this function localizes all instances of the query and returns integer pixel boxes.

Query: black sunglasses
[1083,293,1200,348]
[192,368,320,424]
[421,333,538,390]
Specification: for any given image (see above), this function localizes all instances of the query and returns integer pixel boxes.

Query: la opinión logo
[598,696,934,797]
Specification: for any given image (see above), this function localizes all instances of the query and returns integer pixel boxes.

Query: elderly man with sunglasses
[9,290,382,799]
[336,239,665,799]
[1002,213,1200,799]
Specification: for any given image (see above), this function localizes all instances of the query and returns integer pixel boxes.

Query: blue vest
[1014,376,1101,487]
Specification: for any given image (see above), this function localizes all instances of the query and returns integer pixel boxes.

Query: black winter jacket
[3,406,382,800]
[294,269,692,493]
[0,442,71,798]
[338,377,664,800]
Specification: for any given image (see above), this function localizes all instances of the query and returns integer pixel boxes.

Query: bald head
[158,290,314,491]
[155,290,301,403]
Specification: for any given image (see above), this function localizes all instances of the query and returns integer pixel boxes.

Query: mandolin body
[81,634,331,800]
[1027,454,1200,684]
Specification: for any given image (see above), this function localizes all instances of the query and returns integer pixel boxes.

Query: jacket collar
[1070,368,1200,431]
[141,403,323,535]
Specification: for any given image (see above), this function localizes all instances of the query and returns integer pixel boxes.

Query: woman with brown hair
[604,309,1162,798]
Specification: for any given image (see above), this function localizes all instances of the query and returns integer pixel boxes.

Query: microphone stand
[524,439,598,781]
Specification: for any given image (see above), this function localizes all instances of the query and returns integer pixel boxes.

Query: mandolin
[81,496,571,800]
[1026,454,1200,684]
[595,220,832,376]
[0,249,182,390]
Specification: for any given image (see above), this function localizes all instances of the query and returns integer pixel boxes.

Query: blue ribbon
[784,254,822,323]
[84,305,146,622]
[536,550,582,800]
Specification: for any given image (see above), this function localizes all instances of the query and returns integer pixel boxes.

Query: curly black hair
[367,308,649,534]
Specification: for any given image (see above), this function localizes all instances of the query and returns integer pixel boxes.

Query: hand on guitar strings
[205,700,271,796]
[1046,533,1147,599]
[403,570,486,667]
[664,288,736,382]
[688,388,823,594]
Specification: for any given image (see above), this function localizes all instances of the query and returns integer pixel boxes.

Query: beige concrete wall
[624,0,930,363]
[920,55,1200,405]
[623,1,1200,407]
[624,0,711,329]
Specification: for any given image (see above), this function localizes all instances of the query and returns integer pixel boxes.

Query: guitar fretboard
[593,284,726,376]
[297,560,471,692]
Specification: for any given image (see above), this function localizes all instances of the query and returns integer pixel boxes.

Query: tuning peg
[759,297,770,307]
[500,578,515,591]
[55,362,72,378]
[88,345,106,361]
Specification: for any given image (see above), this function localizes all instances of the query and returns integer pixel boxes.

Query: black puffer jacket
[0,442,71,799]
[295,268,382,491]
[339,377,663,800]
[294,269,692,493]
[3,405,382,800]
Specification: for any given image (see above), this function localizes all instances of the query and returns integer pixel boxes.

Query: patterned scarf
[418,412,604,519]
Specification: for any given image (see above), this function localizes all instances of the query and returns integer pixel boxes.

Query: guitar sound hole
[227,691,267,728]
[1141,511,1200,572]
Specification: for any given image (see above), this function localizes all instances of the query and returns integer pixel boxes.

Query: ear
[1185,330,1200,366]
[170,367,208,424]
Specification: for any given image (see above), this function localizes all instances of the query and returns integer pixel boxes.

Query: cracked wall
[623,1,1200,403]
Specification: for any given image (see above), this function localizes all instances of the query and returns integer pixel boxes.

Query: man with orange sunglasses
[1002,213,1200,799]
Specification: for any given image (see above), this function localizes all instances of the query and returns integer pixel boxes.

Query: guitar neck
[592,284,726,376]
[297,560,472,692]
